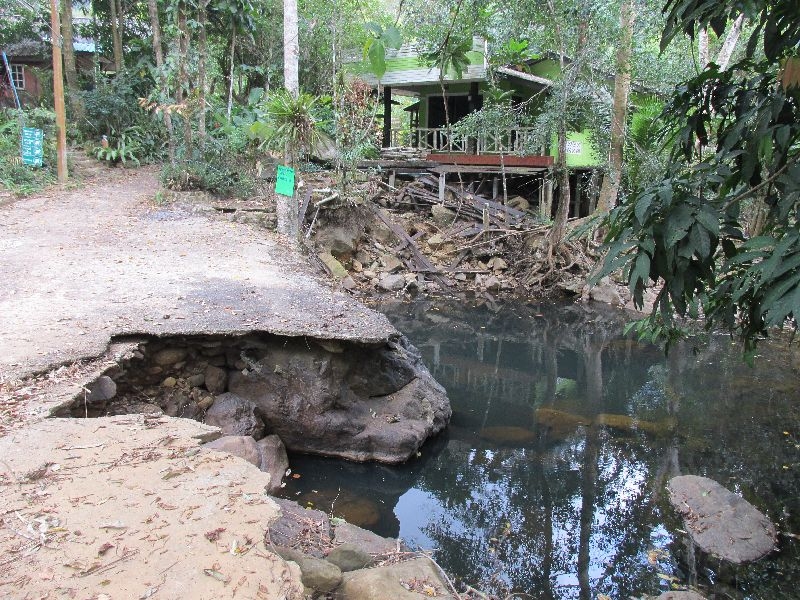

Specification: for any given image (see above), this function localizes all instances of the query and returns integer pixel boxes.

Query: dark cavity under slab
[55,332,451,464]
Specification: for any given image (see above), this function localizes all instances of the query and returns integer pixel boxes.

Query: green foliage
[625,98,670,192]
[249,90,323,164]
[362,22,402,80]
[599,0,800,351]
[94,128,143,166]
[333,76,380,169]
[160,133,256,197]
[0,107,56,195]
[80,72,159,139]
[421,35,474,80]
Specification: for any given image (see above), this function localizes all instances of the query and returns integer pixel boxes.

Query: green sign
[21,127,44,167]
[275,165,295,197]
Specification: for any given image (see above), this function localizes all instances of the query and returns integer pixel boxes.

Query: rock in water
[478,426,536,445]
[228,335,450,464]
[256,434,289,493]
[667,475,776,564]
[657,592,707,600]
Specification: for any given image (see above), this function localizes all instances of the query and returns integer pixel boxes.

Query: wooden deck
[426,153,554,169]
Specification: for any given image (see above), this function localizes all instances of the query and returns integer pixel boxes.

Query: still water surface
[279,299,800,599]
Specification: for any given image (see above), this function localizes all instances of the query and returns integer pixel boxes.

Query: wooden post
[438,172,446,203]
[382,86,392,148]
[50,0,68,183]
[492,177,499,200]
[540,178,554,220]
[388,170,396,188]
[467,81,479,153]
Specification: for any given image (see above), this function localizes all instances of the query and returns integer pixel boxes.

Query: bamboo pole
[50,0,68,182]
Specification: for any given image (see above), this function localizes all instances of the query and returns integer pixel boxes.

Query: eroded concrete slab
[0,168,395,382]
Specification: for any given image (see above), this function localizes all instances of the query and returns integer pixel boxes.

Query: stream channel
[277,298,800,599]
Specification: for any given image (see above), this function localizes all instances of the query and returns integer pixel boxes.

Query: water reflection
[279,299,800,599]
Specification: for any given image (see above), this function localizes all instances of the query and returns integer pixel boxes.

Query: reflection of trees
[376,300,800,599]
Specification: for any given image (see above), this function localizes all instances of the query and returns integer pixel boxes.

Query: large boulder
[333,522,398,556]
[326,544,373,572]
[269,498,332,558]
[257,434,289,493]
[667,475,777,564]
[204,434,287,493]
[228,335,450,464]
[203,435,262,468]
[204,392,265,438]
[338,557,456,600]
[274,547,342,593]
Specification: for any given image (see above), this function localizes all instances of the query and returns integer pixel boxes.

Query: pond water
[277,299,800,599]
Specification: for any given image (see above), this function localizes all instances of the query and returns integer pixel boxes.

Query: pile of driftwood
[394,176,530,229]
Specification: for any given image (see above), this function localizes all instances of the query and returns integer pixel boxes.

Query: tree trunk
[177,1,192,152]
[146,0,175,163]
[108,0,123,72]
[547,109,571,254]
[226,27,236,120]
[278,0,300,240]
[595,0,635,216]
[283,0,299,96]
[698,28,709,69]
[197,0,208,141]
[60,0,83,118]
[546,7,587,255]
[116,0,124,62]
[716,14,744,71]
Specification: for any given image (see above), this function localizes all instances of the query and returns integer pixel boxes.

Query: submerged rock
[667,475,777,564]
[535,407,589,430]
[478,426,536,445]
[657,592,707,600]
[595,413,676,437]
[228,335,450,464]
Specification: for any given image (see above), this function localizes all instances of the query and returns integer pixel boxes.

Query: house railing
[388,127,545,155]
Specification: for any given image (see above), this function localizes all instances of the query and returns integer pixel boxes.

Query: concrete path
[0,167,395,382]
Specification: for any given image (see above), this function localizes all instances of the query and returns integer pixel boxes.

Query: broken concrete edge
[6,327,450,470]
[5,329,402,420]
[5,313,399,384]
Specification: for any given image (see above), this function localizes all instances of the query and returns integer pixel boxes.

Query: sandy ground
[0,166,395,383]
[0,168,407,599]
[0,414,305,600]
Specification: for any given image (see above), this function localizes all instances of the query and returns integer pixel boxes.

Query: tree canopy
[598,0,800,353]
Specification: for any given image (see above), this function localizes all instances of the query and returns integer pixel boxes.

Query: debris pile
[309,174,602,301]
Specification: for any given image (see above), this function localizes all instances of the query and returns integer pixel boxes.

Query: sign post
[21,127,44,167]
[274,165,296,197]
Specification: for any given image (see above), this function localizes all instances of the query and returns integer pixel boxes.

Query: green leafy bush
[160,134,256,197]
[94,128,142,166]
[0,108,57,195]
